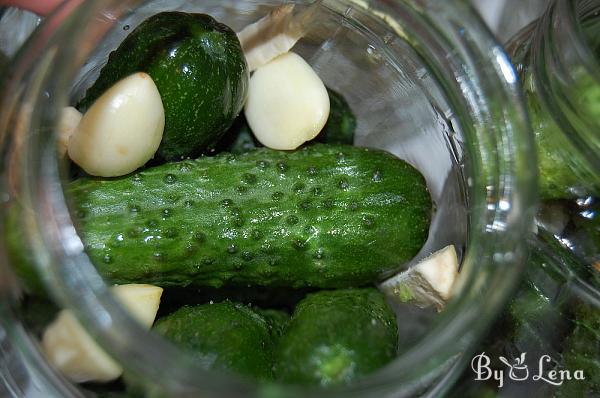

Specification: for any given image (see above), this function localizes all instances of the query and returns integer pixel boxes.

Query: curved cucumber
[273,288,398,386]
[78,12,248,161]
[69,144,431,288]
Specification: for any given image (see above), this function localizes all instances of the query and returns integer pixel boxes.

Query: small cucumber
[69,144,431,288]
[152,301,277,380]
[78,12,248,161]
[273,288,398,386]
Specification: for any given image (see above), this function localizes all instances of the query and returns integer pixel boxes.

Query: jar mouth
[0,0,536,397]
[531,0,600,176]
[507,0,600,311]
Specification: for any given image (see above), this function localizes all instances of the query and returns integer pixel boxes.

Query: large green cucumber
[69,144,431,288]
[153,301,277,380]
[78,12,248,161]
[273,288,398,386]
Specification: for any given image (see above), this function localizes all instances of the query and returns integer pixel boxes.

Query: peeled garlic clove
[244,52,329,150]
[112,284,163,328]
[42,311,122,383]
[238,2,321,72]
[68,72,164,177]
[412,245,459,301]
[42,284,163,383]
[379,245,459,311]
[57,107,82,157]
[238,4,299,72]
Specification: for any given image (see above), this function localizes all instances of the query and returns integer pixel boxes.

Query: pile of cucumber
[14,9,437,392]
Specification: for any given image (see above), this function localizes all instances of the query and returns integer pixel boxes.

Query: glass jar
[447,1,600,396]
[508,0,600,199]
[506,2,600,393]
[507,0,600,294]
[0,1,536,397]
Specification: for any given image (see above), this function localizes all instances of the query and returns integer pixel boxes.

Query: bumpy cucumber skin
[70,144,431,288]
[316,88,356,145]
[273,288,398,386]
[78,12,248,161]
[153,301,274,380]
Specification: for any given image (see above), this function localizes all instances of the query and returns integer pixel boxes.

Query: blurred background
[0,0,551,59]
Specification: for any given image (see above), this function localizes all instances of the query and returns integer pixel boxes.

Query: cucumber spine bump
[69,144,432,288]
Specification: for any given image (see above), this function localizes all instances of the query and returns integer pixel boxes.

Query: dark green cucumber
[153,301,275,380]
[209,115,260,155]
[155,286,311,321]
[78,12,248,161]
[18,296,59,337]
[69,144,431,288]
[316,88,356,145]
[273,288,398,386]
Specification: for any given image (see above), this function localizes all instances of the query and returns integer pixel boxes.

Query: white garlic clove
[57,107,82,157]
[237,2,321,72]
[412,245,459,301]
[42,311,122,383]
[238,4,299,72]
[244,52,329,150]
[379,245,459,311]
[112,284,163,328]
[42,284,163,383]
[68,72,164,177]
